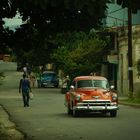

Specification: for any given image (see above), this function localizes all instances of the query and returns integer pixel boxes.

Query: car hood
[75,88,112,100]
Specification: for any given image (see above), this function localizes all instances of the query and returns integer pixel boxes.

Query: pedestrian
[29,72,36,88]
[63,75,71,91]
[26,63,32,76]
[23,65,27,75]
[90,72,96,76]
[19,74,32,107]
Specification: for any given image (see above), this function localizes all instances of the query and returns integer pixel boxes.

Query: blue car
[38,71,59,88]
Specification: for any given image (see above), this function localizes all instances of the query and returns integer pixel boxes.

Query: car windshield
[42,73,56,77]
[77,79,109,89]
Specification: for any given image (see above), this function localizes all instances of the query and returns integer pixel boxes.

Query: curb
[118,100,140,108]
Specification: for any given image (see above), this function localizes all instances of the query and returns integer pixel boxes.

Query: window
[77,80,109,89]
[77,80,93,88]
[93,80,109,89]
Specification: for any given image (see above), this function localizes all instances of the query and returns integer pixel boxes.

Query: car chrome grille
[78,100,111,106]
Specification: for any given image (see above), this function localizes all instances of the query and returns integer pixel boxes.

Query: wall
[117,25,140,96]
[132,26,140,96]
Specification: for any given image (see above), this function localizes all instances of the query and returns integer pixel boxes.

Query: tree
[52,31,109,78]
[1,0,112,67]
[12,0,111,34]
[0,0,17,53]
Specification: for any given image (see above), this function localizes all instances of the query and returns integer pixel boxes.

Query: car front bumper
[73,105,119,111]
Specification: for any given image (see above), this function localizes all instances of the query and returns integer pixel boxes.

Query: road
[0,61,140,140]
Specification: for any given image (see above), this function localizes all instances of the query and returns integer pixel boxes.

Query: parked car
[65,76,119,117]
[37,71,59,88]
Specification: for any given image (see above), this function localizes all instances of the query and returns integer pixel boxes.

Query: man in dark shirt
[19,74,32,107]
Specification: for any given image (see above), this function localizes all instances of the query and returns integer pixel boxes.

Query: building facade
[102,1,140,96]
[118,25,140,96]
[105,25,140,96]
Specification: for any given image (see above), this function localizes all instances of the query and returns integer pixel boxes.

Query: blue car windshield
[42,73,56,77]
[77,80,109,89]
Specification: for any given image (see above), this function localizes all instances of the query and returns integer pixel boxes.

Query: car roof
[73,76,107,81]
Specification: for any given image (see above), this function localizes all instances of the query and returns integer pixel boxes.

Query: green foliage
[52,31,109,78]
[12,23,49,65]
[0,0,17,18]
[0,0,17,53]
[9,0,111,34]
[1,0,111,71]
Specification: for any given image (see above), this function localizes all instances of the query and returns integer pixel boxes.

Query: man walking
[19,74,32,107]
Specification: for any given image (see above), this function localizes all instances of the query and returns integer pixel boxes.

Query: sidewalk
[0,105,24,140]
[118,96,140,108]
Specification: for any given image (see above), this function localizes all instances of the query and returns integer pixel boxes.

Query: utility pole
[128,5,133,95]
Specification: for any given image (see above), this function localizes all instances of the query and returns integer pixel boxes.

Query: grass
[0,123,9,140]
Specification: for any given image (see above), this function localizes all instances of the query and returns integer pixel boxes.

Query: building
[117,25,140,96]
[103,25,140,96]
[101,1,140,96]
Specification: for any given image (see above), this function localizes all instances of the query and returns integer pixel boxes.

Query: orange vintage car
[65,76,119,117]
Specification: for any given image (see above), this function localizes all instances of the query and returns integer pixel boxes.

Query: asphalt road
[1,61,140,140]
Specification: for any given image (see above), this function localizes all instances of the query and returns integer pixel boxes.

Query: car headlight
[112,94,118,101]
